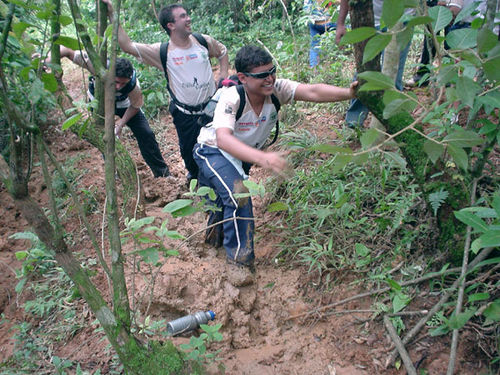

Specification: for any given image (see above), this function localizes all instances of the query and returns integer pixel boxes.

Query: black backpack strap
[235,85,246,121]
[192,32,208,50]
[267,93,281,146]
[160,41,169,81]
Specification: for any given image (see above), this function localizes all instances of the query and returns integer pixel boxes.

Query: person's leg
[169,102,205,180]
[395,34,412,91]
[194,144,255,266]
[309,22,321,68]
[116,107,170,177]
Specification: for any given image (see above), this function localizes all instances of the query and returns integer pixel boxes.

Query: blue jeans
[193,144,255,266]
[308,22,336,67]
[345,33,412,127]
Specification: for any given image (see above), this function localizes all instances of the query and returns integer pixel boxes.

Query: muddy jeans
[193,143,255,266]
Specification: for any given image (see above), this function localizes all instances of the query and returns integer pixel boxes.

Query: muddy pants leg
[193,144,255,266]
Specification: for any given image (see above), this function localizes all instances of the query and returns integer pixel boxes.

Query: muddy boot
[205,210,224,248]
[226,260,254,287]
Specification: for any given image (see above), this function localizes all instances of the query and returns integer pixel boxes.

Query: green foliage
[428,188,449,216]
[179,323,224,369]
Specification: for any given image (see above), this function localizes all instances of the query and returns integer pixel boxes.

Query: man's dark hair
[235,45,273,73]
[116,58,134,79]
[158,4,185,35]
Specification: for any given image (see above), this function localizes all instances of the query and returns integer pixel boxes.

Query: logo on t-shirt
[186,53,198,61]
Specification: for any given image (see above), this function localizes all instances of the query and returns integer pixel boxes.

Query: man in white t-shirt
[103,0,229,182]
[194,45,356,283]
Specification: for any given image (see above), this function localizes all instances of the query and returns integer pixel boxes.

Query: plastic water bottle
[166,311,215,336]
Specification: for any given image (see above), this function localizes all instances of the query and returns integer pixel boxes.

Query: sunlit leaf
[61,113,82,130]
[41,72,58,92]
[163,199,193,214]
[267,202,289,212]
[340,27,377,45]
[358,71,394,89]
[311,144,352,154]
[448,308,477,330]
[54,36,81,50]
[477,230,500,248]
[392,293,411,313]
[12,21,31,38]
[363,33,392,64]
[468,293,490,303]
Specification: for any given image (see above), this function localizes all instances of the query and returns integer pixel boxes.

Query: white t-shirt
[130,34,227,106]
[197,79,299,149]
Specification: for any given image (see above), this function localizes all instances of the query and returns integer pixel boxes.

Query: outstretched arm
[101,0,140,57]
[294,81,357,103]
[218,53,229,80]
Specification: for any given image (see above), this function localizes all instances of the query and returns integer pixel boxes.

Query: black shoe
[155,166,171,178]
[205,211,224,248]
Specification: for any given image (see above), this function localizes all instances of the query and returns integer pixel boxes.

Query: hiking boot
[226,261,254,287]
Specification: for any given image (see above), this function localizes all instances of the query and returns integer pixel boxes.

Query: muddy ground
[0,62,490,375]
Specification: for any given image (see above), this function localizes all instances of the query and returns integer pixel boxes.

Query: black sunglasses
[243,65,277,79]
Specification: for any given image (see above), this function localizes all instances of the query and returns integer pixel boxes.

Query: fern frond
[429,189,449,216]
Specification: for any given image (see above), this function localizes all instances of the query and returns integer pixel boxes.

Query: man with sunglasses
[102,0,228,183]
[194,45,356,285]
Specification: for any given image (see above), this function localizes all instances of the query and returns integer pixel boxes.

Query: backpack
[159,33,210,113]
[203,77,281,148]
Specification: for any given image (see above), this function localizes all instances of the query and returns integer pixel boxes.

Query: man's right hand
[258,151,289,175]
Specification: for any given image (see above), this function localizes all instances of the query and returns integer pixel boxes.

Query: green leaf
[392,293,411,313]
[477,29,499,54]
[61,113,82,130]
[15,251,28,260]
[340,27,377,45]
[483,57,500,82]
[163,199,193,213]
[467,292,490,303]
[429,6,453,32]
[455,76,481,107]
[437,65,459,86]
[15,278,27,294]
[54,36,81,50]
[59,15,73,26]
[423,140,445,164]
[477,230,500,247]
[267,202,289,212]
[358,71,394,89]
[311,144,352,154]
[12,21,31,38]
[447,144,468,170]
[383,98,414,119]
[385,151,407,169]
[360,128,379,149]
[363,33,392,64]
[137,248,159,264]
[385,278,402,292]
[446,28,478,50]
[454,210,489,232]
[355,243,370,257]
[406,16,433,28]
[492,195,500,219]
[443,128,483,148]
[483,300,500,322]
[448,308,477,330]
[382,0,404,28]
[164,231,185,240]
[41,72,58,93]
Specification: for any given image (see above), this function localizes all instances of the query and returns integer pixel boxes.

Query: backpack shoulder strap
[192,33,208,50]
[235,85,246,121]
[159,41,169,81]
[268,93,281,147]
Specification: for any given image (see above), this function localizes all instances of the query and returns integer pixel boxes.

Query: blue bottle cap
[208,310,215,320]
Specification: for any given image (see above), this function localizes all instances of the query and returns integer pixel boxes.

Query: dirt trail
[0,62,484,375]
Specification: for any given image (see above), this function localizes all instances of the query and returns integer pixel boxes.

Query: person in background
[46,46,171,178]
[336,0,413,128]
[304,0,337,67]
[193,45,357,285]
[102,0,229,183]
